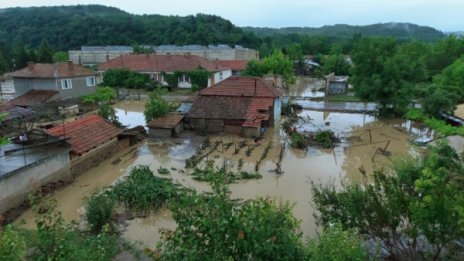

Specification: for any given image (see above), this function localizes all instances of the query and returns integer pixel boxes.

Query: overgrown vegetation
[191,166,262,183]
[103,68,151,89]
[312,142,464,260]
[155,175,306,260]
[406,109,464,136]
[109,165,179,215]
[144,88,173,123]
[82,86,121,126]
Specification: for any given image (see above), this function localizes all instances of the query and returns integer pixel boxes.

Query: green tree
[53,51,69,62]
[319,54,351,76]
[307,223,367,261]
[144,88,171,123]
[420,84,461,117]
[243,50,296,86]
[312,143,464,260]
[102,68,150,89]
[82,86,120,126]
[37,39,53,63]
[0,225,26,261]
[187,68,210,89]
[157,171,306,260]
[427,35,464,76]
[434,57,464,101]
[14,44,30,69]
[351,37,412,115]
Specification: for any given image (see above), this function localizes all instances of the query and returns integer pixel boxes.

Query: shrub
[0,225,26,261]
[291,132,307,148]
[85,192,115,233]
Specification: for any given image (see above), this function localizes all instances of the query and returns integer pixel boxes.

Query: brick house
[98,54,232,88]
[186,76,282,138]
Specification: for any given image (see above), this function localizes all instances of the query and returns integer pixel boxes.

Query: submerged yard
[15,81,430,249]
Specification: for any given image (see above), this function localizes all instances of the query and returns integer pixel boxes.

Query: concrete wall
[70,137,130,176]
[13,76,97,99]
[244,126,260,138]
[69,50,133,65]
[0,150,71,214]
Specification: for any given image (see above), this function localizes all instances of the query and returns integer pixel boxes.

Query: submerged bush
[291,132,307,148]
[85,192,115,233]
[110,165,179,214]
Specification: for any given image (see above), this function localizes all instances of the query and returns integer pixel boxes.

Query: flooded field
[15,97,428,249]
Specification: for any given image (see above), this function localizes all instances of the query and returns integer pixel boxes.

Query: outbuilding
[148,113,184,138]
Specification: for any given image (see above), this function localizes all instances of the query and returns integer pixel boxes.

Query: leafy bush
[311,143,464,259]
[0,225,26,261]
[110,165,179,214]
[144,89,172,123]
[314,130,338,148]
[157,178,306,260]
[307,223,367,261]
[191,167,261,183]
[291,132,307,148]
[85,192,115,233]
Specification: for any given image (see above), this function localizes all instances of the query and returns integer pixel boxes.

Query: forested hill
[243,23,445,42]
[0,5,261,50]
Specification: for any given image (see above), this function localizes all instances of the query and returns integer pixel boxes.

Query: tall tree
[37,40,53,63]
[14,44,30,69]
[351,37,412,114]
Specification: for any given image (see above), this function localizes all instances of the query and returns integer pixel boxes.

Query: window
[86,76,96,87]
[61,79,72,90]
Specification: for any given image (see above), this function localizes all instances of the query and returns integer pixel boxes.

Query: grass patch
[191,167,262,183]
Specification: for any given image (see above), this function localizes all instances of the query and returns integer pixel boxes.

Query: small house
[148,113,184,138]
[186,76,282,138]
[98,54,232,88]
[46,114,124,175]
[11,61,98,100]
[325,73,349,95]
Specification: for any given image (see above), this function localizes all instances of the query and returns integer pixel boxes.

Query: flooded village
[1,5,464,259]
[2,67,429,249]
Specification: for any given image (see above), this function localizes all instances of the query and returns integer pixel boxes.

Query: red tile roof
[147,113,184,129]
[98,54,229,73]
[187,95,274,128]
[46,114,121,155]
[8,90,58,107]
[11,62,96,78]
[215,60,247,71]
[199,76,282,98]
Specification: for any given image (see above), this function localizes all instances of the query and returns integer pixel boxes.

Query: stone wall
[0,151,71,214]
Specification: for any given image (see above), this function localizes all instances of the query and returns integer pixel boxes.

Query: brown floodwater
[15,99,428,249]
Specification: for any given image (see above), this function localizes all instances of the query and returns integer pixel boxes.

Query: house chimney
[67,60,74,71]
[27,61,34,71]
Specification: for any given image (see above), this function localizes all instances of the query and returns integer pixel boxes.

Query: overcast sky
[1,0,462,31]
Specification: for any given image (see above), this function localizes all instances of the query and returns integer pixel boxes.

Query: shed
[147,113,184,138]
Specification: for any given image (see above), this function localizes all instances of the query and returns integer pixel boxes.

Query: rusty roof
[98,54,229,72]
[215,60,248,71]
[11,62,96,78]
[0,103,33,121]
[8,90,58,107]
[199,76,282,98]
[46,114,122,155]
[147,113,184,129]
[187,95,273,127]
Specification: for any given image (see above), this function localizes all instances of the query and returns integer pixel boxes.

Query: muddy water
[15,100,427,250]
[288,78,326,98]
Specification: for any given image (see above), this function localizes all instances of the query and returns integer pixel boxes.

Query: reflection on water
[16,100,429,250]
[114,100,147,128]
[288,78,326,98]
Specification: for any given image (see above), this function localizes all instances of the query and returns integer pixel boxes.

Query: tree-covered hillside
[243,23,445,42]
[0,5,261,50]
